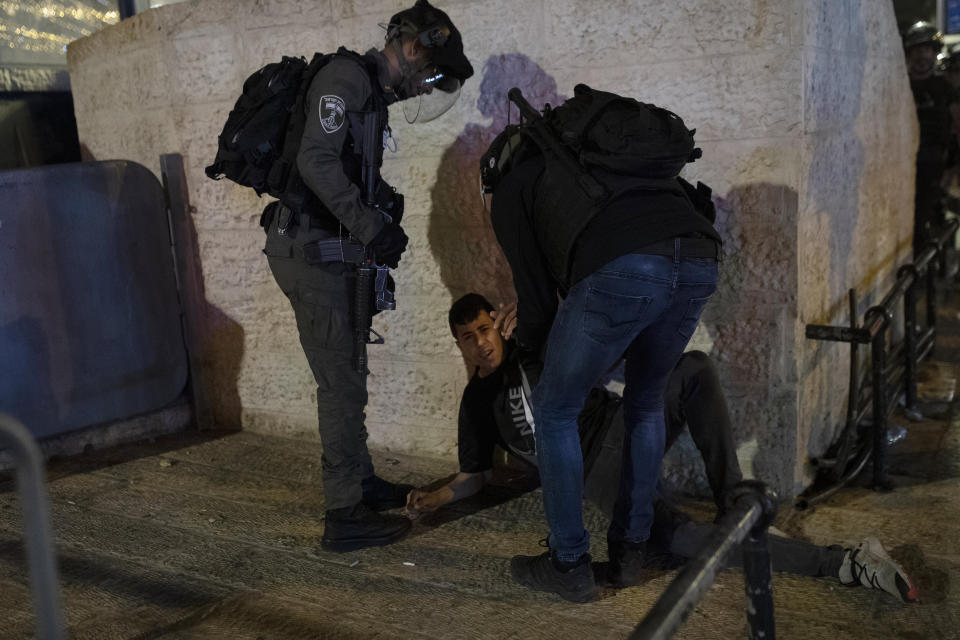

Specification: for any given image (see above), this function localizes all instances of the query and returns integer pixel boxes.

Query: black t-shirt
[457,341,621,474]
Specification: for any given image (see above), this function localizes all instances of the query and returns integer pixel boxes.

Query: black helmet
[903,21,943,52]
[387,0,474,83]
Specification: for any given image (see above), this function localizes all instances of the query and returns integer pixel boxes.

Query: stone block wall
[67,0,916,498]
[794,1,917,492]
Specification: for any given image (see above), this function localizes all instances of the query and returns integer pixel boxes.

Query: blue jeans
[531,250,718,562]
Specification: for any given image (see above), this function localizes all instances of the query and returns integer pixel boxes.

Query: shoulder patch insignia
[319,95,346,134]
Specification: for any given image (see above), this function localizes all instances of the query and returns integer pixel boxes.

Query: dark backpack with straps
[481,83,704,194]
[481,84,714,287]
[205,52,334,199]
[550,83,702,178]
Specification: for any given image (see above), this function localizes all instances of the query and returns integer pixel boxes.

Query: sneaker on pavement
[321,502,411,553]
[839,537,918,603]
[361,475,414,511]
[607,538,646,588]
[510,550,595,603]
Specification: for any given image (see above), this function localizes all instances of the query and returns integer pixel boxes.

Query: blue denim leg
[532,252,717,561]
[610,256,718,543]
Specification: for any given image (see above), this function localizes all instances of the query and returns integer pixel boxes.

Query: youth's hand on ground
[491,302,518,340]
[404,488,445,519]
[404,489,424,519]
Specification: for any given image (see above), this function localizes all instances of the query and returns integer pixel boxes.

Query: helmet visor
[402,71,462,123]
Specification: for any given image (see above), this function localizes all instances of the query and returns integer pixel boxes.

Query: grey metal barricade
[631,480,778,640]
[0,413,65,639]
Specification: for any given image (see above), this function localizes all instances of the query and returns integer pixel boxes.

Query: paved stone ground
[2,286,959,639]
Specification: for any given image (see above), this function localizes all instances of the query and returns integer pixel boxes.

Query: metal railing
[631,480,779,640]
[802,219,958,501]
[0,414,65,640]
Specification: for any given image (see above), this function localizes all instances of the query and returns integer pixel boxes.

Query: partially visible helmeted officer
[904,21,958,255]
[261,0,473,552]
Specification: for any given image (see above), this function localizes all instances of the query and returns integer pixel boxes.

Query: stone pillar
[67,0,916,498]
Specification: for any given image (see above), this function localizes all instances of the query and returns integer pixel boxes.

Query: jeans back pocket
[583,286,652,343]
[677,296,711,341]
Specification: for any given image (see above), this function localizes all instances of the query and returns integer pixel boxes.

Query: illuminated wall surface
[0,0,188,67]
[67,0,917,498]
[0,1,120,66]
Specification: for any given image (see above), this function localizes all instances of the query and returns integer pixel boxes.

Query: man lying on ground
[405,293,918,603]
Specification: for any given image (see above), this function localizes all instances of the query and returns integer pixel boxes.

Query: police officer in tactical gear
[904,21,958,256]
[261,0,472,553]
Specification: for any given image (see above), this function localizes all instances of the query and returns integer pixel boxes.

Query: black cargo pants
[262,205,374,510]
[584,350,742,516]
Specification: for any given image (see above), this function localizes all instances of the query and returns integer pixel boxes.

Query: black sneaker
[607,538,646,588]
[321,503,411,553]
[510,550,596,603]
[648,499,691,551]
[361,475,414,511]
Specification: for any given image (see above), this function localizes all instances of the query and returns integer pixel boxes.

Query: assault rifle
[353,109,397,375]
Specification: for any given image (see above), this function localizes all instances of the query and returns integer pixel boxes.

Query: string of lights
[0,1,119,57]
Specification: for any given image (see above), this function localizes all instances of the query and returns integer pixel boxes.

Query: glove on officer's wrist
[370,222,408,269]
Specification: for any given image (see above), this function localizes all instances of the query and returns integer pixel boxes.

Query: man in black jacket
[404,294,917,604]
[261,0,472,553]
[489,110,721,601]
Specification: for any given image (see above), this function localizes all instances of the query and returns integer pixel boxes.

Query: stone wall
[794,2,917,493]
[67,0,916,498]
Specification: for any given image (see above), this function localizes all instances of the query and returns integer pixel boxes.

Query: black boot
[607,538,646,588]
[510,550,595,603]
[361,475,414,511]
[321,503,411,553]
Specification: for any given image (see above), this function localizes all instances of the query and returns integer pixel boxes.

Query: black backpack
[205,52,334,198]
[481,83,704,194]
[550,83,702,178]
[480,84,715,286]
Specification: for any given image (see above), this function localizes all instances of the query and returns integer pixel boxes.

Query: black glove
[370,222,408,269]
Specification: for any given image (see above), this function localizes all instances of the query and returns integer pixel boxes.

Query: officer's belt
[635,236,721,260]
[302,237,367,265]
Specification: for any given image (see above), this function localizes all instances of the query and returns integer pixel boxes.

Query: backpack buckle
[277,204,296,237]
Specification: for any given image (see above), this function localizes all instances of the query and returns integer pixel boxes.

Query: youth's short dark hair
[448,293,494,337]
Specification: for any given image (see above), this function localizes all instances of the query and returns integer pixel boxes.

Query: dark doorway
[0,91,81,170]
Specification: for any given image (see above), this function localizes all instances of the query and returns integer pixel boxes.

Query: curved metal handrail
[0,413,65,640]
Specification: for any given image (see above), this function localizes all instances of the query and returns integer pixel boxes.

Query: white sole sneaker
[839,537,918,603]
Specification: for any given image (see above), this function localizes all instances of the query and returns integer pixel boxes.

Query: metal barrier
[631,481,779,640]
[0,414,65,640]
[802,219,958,500]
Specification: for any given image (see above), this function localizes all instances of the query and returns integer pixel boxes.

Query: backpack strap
[276,48,385,213]
[269,52,335,199]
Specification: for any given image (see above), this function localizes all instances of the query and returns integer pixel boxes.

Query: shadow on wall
[664,182,801,495]
[172,173,245,430]
[427,53,567,306]
[204,305,244,429]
